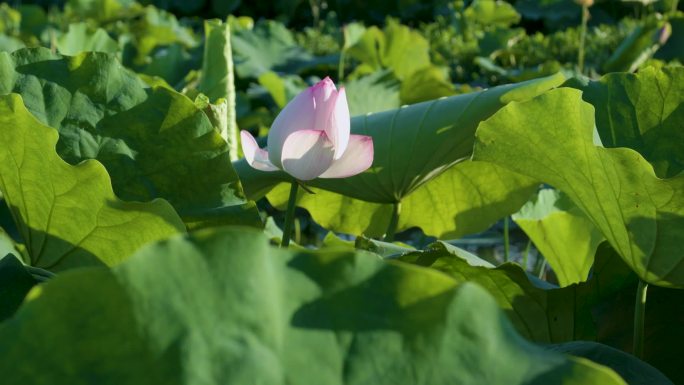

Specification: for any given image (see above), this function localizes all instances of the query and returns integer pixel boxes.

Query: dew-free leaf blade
[0,48,260,227]
[265,161,537,239]
[237,73,565,204]
[576,66,684,178]
[513,189,605,287]
[0,228,625,385]
[473,88,684,288]
[0,94,185,271]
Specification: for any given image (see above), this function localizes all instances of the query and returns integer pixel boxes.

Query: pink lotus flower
[240,77,374,181]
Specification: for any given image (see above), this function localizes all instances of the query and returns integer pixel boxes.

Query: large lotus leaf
[0,254,39,322]
[128,6,197,62]
[549,341,674,385]
[0,48,260,226]
[464,0,521,27]
[0,35,25,52]
[197,19,239,160]
[577,66,684,178]
[347,19,430,80]
[399,65,456,105]
[257,71,308,109]
[136,42,194,89]
[602,19,670,73]
[236,72,565,203]
[0,93,185,271]
[198,19,233,101]
[0,228,20,260]
[513,189,605,287]
[266,161,537,239]
[231,20,333,79]
[65,0,140,22]
[0,227,625,385]
[344,70,401,115]
[56,22,119,56]
[473,88,684,288]
[398,242,594,343]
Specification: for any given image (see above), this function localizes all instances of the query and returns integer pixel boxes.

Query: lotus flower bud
[241,77,374,181]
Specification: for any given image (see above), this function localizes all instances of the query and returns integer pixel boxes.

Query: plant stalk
[536,259,547,279]
[522,239,531,271]
[281,182,299,247]
[338,49,346,82]
[503,216,510,263]
[384,201,401,242]
[633,279,649,359]
[578,5,590,73]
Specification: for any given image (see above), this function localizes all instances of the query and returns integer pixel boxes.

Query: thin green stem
[225,25,239,162]
[522,239,531,271]
[338,49,346,82]
[633,279,649,359]
[672,0,679,14]
[537,259,547,279]
[578,5,589,73]
[503,216,510,263]
[309,0,320,29]
[294,218,301,246]
[281,182,299,247]
[384,201,401,242]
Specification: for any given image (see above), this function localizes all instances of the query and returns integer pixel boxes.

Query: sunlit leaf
[0,228,626,385]
[0,94,185,271]
[474,88,684,288]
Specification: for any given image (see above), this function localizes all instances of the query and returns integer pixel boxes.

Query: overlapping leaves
[0,48,260,227]
[577,66,684,178]
[474,88,684,288]
[0,94,185,271]
[0,228,625,385]
[237,74,563,238]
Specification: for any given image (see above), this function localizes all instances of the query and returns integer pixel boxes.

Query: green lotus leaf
[549,341,674,385]
[236,74,562,238]
[513,189,605,287]
[344,70,400,115]
[346,19,431,80]
[0,93,185,271]
[0,254,39,322]
[464,0,521,28]
[265,160,537,239]
[0,48,260,227]
[237,73,563,203]
[399,65,456,105]
[231,20,334,79]
[0,227,625,385]
[603,19,670,73]
[577,66,684,178]
[397,242,593,343]
[56,22,119,56]
[198,19,234,102]
[473,88,684,288]
[197,18,240,160]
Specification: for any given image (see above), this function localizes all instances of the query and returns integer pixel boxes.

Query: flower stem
[281,182,299,247]
[503,216,510,263]
[578,5,589,73]
[338,49,346,82]
[633,279,649,359]
[536,258,547,279]
[522,239,531,271]
[384,201,401,242]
